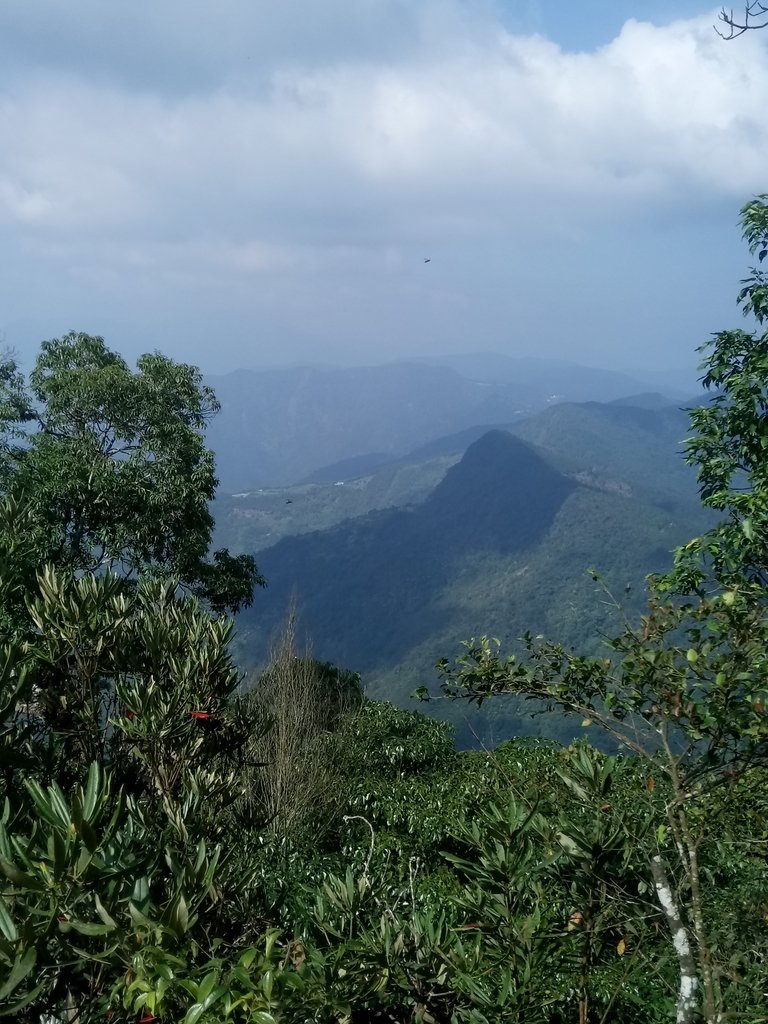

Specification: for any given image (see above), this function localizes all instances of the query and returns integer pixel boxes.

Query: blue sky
[0,1,766,379]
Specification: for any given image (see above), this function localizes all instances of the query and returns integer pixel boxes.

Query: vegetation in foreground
[1,198,768,1022]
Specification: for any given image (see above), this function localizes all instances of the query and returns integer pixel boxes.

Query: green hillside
[212,394,713,746]
[212,452,461,552]
[205,357,688,490]
[510,398,697,509]
[213,395,701,554]
[233,427,711,743]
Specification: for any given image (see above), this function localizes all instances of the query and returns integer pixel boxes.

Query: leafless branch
[716,3,768,38]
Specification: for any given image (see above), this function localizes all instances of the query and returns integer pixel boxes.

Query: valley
[209,378,712,744]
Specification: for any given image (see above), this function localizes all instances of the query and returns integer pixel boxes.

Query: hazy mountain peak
[422,429,575,554]
[608,392,677,409]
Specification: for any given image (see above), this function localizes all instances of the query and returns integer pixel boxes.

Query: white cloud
[0,2,765,370]
[0,7,765,250]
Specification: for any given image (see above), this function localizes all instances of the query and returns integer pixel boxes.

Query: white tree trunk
[651,855,699,1024]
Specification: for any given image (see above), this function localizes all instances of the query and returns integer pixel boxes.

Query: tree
[0,335,284,1020]
[240,614,363,841]
[665,195,768,594]
[0,332,263,616]
[436,197,768,1024]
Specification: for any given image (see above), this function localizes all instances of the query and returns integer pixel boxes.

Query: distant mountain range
[409,353,695,400]
[221,394,713,746]
[206,354,698,490]
[212,391,699,555]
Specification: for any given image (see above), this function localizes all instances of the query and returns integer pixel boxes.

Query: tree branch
[717,3,768,38]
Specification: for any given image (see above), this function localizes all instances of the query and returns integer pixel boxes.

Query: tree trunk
[650,855,699,1024]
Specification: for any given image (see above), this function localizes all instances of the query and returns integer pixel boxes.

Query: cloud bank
[0,2,766,370]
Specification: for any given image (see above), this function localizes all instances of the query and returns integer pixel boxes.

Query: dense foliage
[0,332,262,619]
[2,200,768,1023]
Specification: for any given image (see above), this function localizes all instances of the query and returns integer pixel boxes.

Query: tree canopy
[0,332,263,617]
[665,195,768,593]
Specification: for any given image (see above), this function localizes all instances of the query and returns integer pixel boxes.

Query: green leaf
[201,985,226,1013]
[0,947,36,1001]
[238,947,258,970]
[128,901,155,929]
[22,779,60,829]
[555,831,584,857]
[184,1005,205,1024]
[48,786,74,831]
[77,819,99,856]
[0,979,47,1016]
[69,919,112,936]
[196,971,217,1004]
[131,876,150,909]
[49,827,68,880]
[0,898,18,942]
[0,858,46,892]
[82,762,102,820]
[94,893,117,930]
[165,892,189,936]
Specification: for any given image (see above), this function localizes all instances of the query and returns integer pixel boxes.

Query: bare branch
[716,3,768,39]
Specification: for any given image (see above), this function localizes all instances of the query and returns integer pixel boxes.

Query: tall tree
[0,332,263,616]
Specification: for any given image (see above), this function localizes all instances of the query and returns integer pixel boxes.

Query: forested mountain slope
[234,428,711,739]
[213,393,701,555]
[511,398,697,509]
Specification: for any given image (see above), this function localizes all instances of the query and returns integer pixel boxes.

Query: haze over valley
[205,354,712,743]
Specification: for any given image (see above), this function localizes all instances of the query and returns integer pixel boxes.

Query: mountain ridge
[233,421,710,729]
[206,356,692,490]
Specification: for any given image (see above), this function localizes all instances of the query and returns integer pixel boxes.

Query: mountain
[299,452,394,484]
[206,362,535,490]
[234,431,574,670]
[233,427,711,743]
[510,399,695,510]
[212,452,459,554]
[413,353,689,402]
[417,430,574,553]
[213,394,701,555]
[205,356,691,491]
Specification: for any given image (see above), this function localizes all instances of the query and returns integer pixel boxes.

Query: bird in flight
[423,257,431,263]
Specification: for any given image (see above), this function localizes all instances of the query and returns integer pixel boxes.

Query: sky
[1,1,767,378]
